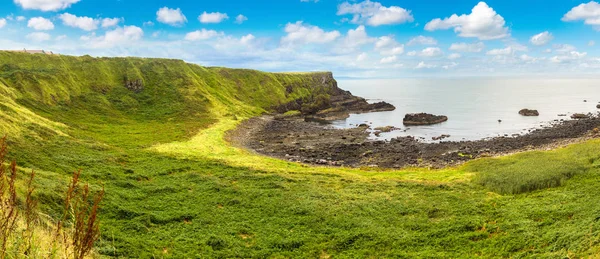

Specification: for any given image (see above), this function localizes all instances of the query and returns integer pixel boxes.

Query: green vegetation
[1,52,600,257]
[467,141,600,194]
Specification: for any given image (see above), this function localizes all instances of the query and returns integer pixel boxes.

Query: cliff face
[0,52,351,137]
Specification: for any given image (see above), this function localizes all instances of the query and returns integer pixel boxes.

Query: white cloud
[442,62,458,69]
[554,44,576,53]
[281,21,341,45]
[530,31,553,46]
[199,12,229,24]
[337,0,414,26]
[341,25,375,49]
[26,32,51,42]
[102,18,122,28]
[235,14,248,24]
[448,53,461,59]
[83,26,144,48]
[550,51,587,63]
[240,34,255,45]
[425,2,509,40]
[374,35,404,55]
[407,51,417,56]
[143,21,154,27]
[416,61,436,69]
[156,7,187,26]
[27,17,54,30]
[357,52,368,61]
[562,1,600,30]
[406,35,437,46]
[589,40,596,46]
[184,29,224,41]
[418,47,443,57]
[449,42,485,52]
[486,47,514,56]
[0,19,7,29]
[55,34,67,41]
[17,16,26,22]
[380,55,397,64]
[59,13,98,31]
[14,0,80,11]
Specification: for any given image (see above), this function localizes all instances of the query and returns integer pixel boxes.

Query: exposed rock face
[432,134,451,141]
[125,79,144,92]
[596,104,600,109]
[374,126,398,133]
[571,113,590,119]
[273,72,395,121]
[403,113,448,126]
[519,109,539,116]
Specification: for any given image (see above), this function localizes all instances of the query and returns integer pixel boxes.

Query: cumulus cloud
[425,2,509,40]
[26,32,51,42]
[27,17,54,30]
[380,55,397,64]
[406,35,437,46]
[449,42,485,52]
[0,19,6,28]
[83,26,144,48]
[416,61,436,69]
[235,14,248,24]
[418,47,443,57]
[337,0,414,26]
[14,0,80,11]
[562,1,600,30]
[486,45,526,56]
[59,13,98,31]
[550,51,587,63]
[442,62,458,69]
[340,25,375,49]
[240,34,255,45]
[374,36,404,55]
[102,18,122,28]
[184,29,224,41]
[17,16,26,22]
[530,31,553,46]
[554,44,576,53]
[357,52,368,61]
[156,7,187,26]
[281,21,341,45]
[448,53,461,59]
[199,12,229,24]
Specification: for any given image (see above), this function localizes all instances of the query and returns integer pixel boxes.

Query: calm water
[333,78,600,141]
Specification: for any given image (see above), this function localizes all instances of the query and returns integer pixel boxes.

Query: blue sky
[1,0,600,77]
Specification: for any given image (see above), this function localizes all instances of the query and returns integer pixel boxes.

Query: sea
[332,77,600,142]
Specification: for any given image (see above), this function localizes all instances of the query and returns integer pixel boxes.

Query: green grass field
[1,52,600,258]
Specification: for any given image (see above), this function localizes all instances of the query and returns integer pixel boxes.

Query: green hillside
[1,52,600,258]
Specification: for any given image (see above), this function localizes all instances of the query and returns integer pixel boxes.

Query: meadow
[1,52,599,258]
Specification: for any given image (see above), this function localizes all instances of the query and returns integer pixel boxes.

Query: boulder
[432,134,451,141]
[519,109,539,116]
[596,104,600,109]
[571,113,590,119]
[374,126,399,133]
[403,113,448,126]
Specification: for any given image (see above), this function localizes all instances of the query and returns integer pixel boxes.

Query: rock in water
[519,109,539,116]
[403,113,448,126]
[596,104,600,109]
[571,113,590,119]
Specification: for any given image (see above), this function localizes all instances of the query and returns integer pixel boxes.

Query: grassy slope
[1,52,600,258]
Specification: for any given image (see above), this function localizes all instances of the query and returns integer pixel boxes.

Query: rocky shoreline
[227,113,600,169]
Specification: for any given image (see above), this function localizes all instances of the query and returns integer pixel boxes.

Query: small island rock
[403,113,448,126]
[519,109,539,116]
